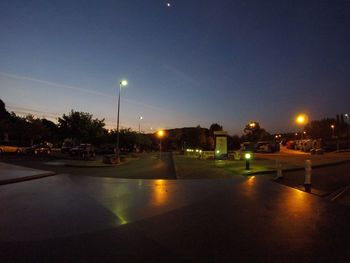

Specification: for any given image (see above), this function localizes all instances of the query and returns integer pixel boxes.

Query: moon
[166,3,171,7]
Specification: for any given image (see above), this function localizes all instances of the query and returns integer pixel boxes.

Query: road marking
[331,184,350,201]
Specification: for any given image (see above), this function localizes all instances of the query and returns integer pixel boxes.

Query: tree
[243,121,271,142]
[0,99,11,141]
[304,116,349,140]
[58,110,105,144]
[209,123,223,136]
[41,119,60,145]
[228,135,241,150]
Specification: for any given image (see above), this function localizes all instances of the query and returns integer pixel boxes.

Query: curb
[64,164,117,168]
[0,172,56,185]
[63,157,140,168]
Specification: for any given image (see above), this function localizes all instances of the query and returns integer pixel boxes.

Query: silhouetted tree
[0,99,11,141]
[305,115,349,140]
[209,123,223,136]
[242,121,271,142]
[58,110,105,144]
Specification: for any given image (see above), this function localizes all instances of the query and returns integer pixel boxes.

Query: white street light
[116,80,128,163]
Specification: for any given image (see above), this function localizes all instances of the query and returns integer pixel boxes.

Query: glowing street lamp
[157,130,165,159]
[157,130,164,138]
[249,122,256,128]
[331,124,335,136]
[116,80,128,163]
[296,115,304,124]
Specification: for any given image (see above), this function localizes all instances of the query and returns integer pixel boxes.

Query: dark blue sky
[1,0,349,134]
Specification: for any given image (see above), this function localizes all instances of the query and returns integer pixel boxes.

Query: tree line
[0,99,153,150]
[1,98,347,151]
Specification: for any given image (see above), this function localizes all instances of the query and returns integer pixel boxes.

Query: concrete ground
[0,152,176,180]
[174,155,233,179]
[173,152,350,206]
[256,147,350,168]
[1,174,349,262]
[1,151,349,206]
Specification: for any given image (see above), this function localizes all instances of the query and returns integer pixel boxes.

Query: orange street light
[295,114,308,125]
[249,122,256,128]
[295,114,308,140]
[157,130,164,138]
[157,130,165,159]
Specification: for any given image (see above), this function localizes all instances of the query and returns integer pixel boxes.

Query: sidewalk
[0,162,55,185]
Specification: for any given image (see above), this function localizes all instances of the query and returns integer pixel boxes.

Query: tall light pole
[138,116,143,133]
[116,80,128,163]
[295,114,308,140]
[157,130,164,159]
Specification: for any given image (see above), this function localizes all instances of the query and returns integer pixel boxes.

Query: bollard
[304,160,312,192]
[245,159,249,170]
[275,160,283,179]
[244,153,251,170]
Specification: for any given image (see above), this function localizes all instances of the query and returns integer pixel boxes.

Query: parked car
[286,140,296,149]
[240,142,255,152]
[61,145,72,154]
[95,144,116,155]
[61,140,74,154]
[69,144,95,159]
[310,148,324,155]
[26,143,52,155]
[255,141,280,153]
[0,141,24,154]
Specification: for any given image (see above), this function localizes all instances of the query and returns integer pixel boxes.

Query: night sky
[1,0,349,134]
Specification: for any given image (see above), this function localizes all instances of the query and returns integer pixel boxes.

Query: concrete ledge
[0,172,56,185]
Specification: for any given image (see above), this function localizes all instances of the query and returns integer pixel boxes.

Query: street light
[295,114,308,140]
[116,80,128,163]
[249,122,256,128]
[331,124,335,136]
[157,130,165,159]
[138,116,143,133]
[296,114,308,125]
